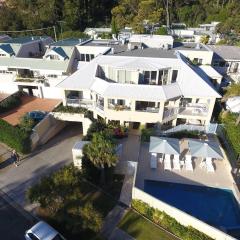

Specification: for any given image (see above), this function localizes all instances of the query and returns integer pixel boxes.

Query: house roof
[0,44,14,55]
[199,65,222,79]
[177,52,221,98]
[0,57,70,72]
[57,54,220,99]
[51,38,89,47]
[51,47,69,59]
[3,36,50,44]
[207,45,240,60]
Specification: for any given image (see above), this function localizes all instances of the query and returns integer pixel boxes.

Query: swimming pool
[144,180,240,230]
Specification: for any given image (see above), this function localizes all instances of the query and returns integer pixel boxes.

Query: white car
[25,221,66,240]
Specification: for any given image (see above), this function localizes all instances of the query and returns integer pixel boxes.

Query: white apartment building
[0,37,112,98]
[57,48,220,128]
[208,45,240,83]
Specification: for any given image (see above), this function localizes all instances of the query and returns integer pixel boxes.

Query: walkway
[102,132,140,239]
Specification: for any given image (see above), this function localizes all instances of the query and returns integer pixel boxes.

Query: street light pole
[57,21,66,41]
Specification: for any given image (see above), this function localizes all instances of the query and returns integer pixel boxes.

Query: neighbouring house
[57,47,220,128]
[207,45,240,83]
[0,37,114,99]
[129,34,174,49]
[84,27,112,39]
[226,97,240,113]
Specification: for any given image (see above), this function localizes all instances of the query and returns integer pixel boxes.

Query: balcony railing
[66,98,93,108]
[178,104,208,116]
[136,107,159,113]
[108,104,131,111]
[96,103,104,111]
[163,107,178,121]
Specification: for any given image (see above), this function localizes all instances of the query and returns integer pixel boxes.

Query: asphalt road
[0,193,34,240]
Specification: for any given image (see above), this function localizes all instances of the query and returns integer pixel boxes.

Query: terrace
[135,137,234,190]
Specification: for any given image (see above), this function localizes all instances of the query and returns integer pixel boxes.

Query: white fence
[132,186,236,240]
[161,123,218,135]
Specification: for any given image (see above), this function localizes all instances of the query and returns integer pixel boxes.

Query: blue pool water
[144,180,240,229]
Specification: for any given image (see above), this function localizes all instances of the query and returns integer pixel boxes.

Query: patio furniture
[206,157,215,172]
[159,153,164,163]
[200,160,206,169]
[150,153,157,169]
[164,154,172,170]
[173,154,181,170]
[185,155,193,171]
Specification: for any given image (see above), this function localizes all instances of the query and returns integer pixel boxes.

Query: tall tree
[83,131,117,185]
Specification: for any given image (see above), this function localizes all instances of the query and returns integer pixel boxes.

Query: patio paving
[0,95,61,126]
[136,138,234,190]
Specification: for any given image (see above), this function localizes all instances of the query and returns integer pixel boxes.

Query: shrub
[53,103,87,114]
[141,128,156,142]
[0,94,21,113]
[132,199,213,240]
[19,114,36,132]
[168,130,204,139]
[0,119,31,154]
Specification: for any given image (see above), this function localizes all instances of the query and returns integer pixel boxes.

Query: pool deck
[136,138,234,190]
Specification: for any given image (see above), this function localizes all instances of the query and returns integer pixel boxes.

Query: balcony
[15,76,47,84]
[66,98,93,108]
[178,103,208,117]
[163,107,178,122]
[135,101,160,113]
[108,103,131,111]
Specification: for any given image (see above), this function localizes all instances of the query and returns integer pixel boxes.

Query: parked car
[25,221,66,240]
[27,110,47,122]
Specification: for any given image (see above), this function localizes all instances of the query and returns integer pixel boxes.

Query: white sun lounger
[173,154,181,170]
[206,157,215,172]
[185,155,193,171]
[164,154,172,170]
[150,153,157,169]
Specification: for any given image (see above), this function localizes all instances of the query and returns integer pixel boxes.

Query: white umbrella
[188,139,223,159]
[149,136,180,155]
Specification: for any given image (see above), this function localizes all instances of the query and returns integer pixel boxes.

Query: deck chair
[164,154,172,170]
[173,154,181,170]
[206,157,215,172]
[150,153,157,169]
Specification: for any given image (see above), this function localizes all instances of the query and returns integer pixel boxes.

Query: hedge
[0,93,21,113]
[132,199,213,240]
[0,119,31,154]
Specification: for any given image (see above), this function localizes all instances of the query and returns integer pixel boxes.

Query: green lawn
[118,210,178,240]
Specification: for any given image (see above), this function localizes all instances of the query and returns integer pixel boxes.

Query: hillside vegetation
[0,0,239,40]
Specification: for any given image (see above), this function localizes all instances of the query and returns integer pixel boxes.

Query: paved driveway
[0,192,35,240]
[0,123,82,210]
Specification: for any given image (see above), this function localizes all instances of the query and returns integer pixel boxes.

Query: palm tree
[83,131,117,185]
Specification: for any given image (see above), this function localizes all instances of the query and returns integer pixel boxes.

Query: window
[90,54,94,60]
[80,54,85,61]
[0,53,6,57]
[171,70,178,83]
[86,54,90,62]
[49,55,60,60]
[143,71,150,84]
[150,71,157,84]
[27,233,39,240]
[47,74,58,78]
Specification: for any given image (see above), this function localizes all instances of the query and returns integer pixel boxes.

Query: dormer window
[49,55,60,60]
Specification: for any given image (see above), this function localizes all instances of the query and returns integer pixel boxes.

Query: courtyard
[135,137,234,190]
